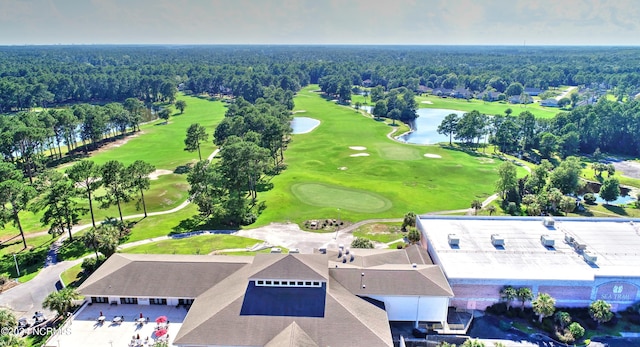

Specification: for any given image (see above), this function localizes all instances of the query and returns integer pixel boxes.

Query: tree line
[1,158,154,251]
[186,94,293,226]
[4,45,640,114]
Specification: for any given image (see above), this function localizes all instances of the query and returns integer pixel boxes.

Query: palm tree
[517,287,533,311]
[500,286,517,310]
[42,287,80,318]
[0,334,27,347]
[407,227,421,244]
[0,309,17,329]
[402,211,416,232]
[532,293,556,323]
[589,300,613,326]
[471,199,482,215]
[461,339,485,347]
[487,205,497,216]
[554,311,571,330]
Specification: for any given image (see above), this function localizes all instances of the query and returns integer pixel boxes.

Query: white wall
[368,295,449,322]
[138,298,150,305]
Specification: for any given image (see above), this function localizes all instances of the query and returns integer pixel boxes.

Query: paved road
[0,259,81,320]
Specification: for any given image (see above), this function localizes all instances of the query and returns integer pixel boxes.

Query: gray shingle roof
[78,253,252,298]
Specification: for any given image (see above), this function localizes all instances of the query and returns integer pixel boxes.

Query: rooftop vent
[318,247,327,254]
[345,248,350,255]
[448,234,460,246]
[583,250,597,263]
[491,234,505,247]
[540,235,555,247]
[342,256,347,263]
[338,243,344,250]
[543,217,555,227]
[350,253,354,262]
[412,263,417,268]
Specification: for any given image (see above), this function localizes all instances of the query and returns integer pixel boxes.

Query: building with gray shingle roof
[79,245,453,346]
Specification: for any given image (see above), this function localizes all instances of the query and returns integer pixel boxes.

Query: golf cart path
[5,145,500,320]
[22,149,221,241]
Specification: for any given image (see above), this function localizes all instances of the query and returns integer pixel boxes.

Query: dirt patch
[338,166,348,170]
[149,169,173,180]
[424,153,442,158]
[292,110,307,113]
[611,160,640,180]
[350,153,370,157]
[349,146,367,150]
[420,100,433,104]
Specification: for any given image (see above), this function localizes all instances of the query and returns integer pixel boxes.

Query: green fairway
[291,183,392,213]
[351,93,561,119]
[415,95,561,119]
[121,234,263,254]
[254,85,525,226]
[1,94,226,239]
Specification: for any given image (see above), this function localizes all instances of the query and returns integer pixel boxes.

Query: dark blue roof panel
[240,282,326,318]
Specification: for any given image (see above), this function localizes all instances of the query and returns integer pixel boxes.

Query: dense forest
[3,45,640,112]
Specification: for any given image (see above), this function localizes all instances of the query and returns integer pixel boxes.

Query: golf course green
[253,85,516,226]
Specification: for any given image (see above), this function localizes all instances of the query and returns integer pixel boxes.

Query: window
[178,299,194,305]
[92,297,108,303]
[254,279,323,287]
[120,297,138,304]
[150,298,167,305]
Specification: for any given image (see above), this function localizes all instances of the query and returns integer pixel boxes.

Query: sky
[1,0,639,45]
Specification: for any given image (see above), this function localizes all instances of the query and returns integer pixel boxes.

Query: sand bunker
[424,153,442,158]
[349,146,367,151]
[149,169,173,180]
[420,100,433,104]
[350,153,370,157]
[292,110,307,113]
[338,167,348,170]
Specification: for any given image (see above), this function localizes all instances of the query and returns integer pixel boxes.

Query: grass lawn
[1,94,226,239]
[60,263,85,287]
[352,222,405,244]
[415,94,561,119]
[121,234,264,255]
[254,85,526,227]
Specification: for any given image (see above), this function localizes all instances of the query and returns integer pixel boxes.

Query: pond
[291,117,320,134]
[578,181,636,205]
[398,109,467,145]
[357,106,467,144]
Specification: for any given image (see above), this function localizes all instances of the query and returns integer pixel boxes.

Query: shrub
[351,238,374,249]
[486,302,508,316]
[583,193,596,204]
[568,322,585,340]
[507,202,519,215]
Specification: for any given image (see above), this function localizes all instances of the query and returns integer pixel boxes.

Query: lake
[358,106,467,145]
[291,117,320,134]
[398,109,466,145]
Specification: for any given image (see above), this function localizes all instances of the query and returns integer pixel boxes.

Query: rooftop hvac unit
[583,251,597,263]
[540,235,555,247]
[491,234,505,246]
[448,234,460,246]
[564,234,574,243]
[270,247,282,254]
[575,242,587,251]
[289,248,300,254]
[318,247,327,254]
[543,217,555,227]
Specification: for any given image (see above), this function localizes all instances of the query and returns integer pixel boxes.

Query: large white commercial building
[417,216,640,311]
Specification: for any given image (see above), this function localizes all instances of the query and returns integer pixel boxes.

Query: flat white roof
[419,217,640,282]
